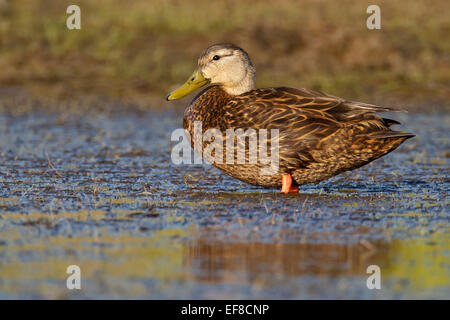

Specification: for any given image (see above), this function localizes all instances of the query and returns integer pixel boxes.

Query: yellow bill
[166,69,210,101]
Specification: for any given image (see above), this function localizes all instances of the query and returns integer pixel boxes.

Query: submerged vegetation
[0,110,448,298]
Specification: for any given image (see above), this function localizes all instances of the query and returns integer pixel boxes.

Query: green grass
[0,0,448,108]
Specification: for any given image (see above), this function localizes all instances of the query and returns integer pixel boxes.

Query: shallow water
[0,106,448,299]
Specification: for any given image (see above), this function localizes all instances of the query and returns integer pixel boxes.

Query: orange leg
[280,174,298,194]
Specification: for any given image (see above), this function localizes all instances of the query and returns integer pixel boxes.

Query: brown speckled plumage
[184,85,414,188]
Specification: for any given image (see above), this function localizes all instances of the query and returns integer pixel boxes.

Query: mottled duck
[167,43,414,193]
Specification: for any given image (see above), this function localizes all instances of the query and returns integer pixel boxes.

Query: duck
[166,43,414,194]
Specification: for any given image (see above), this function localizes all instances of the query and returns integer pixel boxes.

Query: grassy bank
[0,0,449,109]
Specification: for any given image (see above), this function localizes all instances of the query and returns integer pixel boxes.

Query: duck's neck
[186,86,231,119]
[221,66,256,96]
[184,86,232,134]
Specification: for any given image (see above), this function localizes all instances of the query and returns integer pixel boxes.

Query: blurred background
[0,0,448,110]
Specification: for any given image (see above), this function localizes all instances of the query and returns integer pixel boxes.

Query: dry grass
[0,0,449,109]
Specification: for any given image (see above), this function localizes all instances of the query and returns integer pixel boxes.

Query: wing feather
[223,87,411,170]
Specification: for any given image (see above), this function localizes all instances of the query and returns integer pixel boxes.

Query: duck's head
[166,43,256,101]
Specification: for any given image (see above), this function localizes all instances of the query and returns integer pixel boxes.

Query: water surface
[0,105,448,299]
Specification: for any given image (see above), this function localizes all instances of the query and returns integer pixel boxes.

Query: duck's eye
[212,55,220,61]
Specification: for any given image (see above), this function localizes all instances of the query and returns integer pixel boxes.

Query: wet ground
[0,100,448,299]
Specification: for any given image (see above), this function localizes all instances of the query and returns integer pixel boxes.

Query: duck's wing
[228,86,409,131]
[266,87,414,137]
[224,87,412,170]
[254,87,405,118]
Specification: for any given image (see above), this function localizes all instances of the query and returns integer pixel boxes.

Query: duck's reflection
[183,235,390,283]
